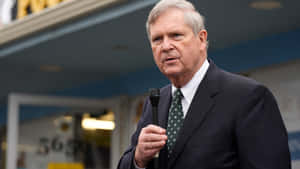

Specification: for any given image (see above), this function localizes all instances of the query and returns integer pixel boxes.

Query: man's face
[149,8,207,85]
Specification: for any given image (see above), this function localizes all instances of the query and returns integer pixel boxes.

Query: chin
[163,70,182,78]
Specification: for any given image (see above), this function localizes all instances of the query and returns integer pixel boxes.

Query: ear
[197,29,207,43]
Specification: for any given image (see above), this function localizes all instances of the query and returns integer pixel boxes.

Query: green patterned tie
[166,89,184,157]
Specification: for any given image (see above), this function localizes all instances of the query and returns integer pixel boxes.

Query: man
[117,0,291,169]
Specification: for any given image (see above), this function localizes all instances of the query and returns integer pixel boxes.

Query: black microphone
[150,88,160,125]
[149,88,160,169]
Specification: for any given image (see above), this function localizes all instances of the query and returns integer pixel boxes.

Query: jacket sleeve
[235,85,291,169]
[117,98,152,169]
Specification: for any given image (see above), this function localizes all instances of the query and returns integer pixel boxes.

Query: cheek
[153,56,160,66]
[183,42,201,58]
[152,48,161,63]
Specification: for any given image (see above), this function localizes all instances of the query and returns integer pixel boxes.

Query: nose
[161,38,173,51]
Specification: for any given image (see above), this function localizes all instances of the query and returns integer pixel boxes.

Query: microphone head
[149,88,160,107]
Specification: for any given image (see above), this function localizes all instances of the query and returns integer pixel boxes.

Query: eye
[171,33,183,39]
[152,36,162,43]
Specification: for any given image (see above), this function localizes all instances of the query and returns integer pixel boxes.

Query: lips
[166,57,177,61]
[163,56,179,63]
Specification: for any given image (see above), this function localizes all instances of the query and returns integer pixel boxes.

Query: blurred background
[0,0,300,169]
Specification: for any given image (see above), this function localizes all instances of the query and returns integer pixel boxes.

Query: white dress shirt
[171,59,210,117]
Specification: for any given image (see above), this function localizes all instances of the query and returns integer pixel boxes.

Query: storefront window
[14,108,114,169]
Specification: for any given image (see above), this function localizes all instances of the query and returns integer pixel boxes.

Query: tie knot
[173,89,183,101]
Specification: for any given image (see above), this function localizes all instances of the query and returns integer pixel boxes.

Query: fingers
[139,125,167,144]
[134,125,167,168]
[142,139,166,150]
[143,124,166,134]
[141,132,167,142]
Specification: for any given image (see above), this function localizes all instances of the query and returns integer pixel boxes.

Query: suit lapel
[167,61,220,169]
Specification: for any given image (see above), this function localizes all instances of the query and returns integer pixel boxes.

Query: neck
[170,73,193,88]
[170,57,207,88]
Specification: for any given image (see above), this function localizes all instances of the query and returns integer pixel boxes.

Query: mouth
[164,57,178,63]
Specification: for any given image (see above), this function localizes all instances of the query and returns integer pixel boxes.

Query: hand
[134,125,167,168]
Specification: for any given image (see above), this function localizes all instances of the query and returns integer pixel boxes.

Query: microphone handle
[150,88,160,169]
[152,106,159,169]
[152,106,158,126]
[153,154,159,169]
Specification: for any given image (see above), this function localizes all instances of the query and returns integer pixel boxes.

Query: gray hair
[146,0,206,40]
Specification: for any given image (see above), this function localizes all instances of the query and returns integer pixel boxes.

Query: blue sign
[289,131,300,161]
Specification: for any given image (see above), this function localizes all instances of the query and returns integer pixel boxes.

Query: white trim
[6,95,19,169]
[0,0,120,45]
[6,92,122,169]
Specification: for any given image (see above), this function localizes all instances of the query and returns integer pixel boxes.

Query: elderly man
[117,0,291,169]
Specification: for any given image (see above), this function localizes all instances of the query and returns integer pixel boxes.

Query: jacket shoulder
[217,69,266,97]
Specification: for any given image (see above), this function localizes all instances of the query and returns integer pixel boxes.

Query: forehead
[149,8,189,34]
[152,8,185,25]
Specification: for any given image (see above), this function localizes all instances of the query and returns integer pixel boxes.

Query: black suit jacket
[117,60,291,169]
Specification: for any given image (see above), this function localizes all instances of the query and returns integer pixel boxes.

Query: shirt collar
[172,59,210,103]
